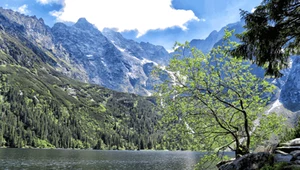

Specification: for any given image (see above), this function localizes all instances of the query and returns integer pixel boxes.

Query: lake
[0,148,204,170]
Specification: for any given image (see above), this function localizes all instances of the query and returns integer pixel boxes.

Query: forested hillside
[0,65,162,150]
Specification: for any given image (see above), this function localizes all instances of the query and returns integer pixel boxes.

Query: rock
[254,146,266,153]
[216,159,234,168]
[292,160,300,165]
[274,154,293,162]
[275,150,290,155]
[284,138,300,146]
[254,144,278,154]
[277,146,300,153]
[273,139,300,166]
[0,24,4,30]
[280,143,293,147]
[52,21,170,96]
[290,150,300,161]
[219,152,273,170]
[280,57,300,111]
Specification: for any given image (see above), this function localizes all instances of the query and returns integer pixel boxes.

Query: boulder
[274,154,293,162]
[275,150,290,155]
[290,150,300,161]
[277,146,300,153]
[280,138,300,147]
[219,152,273,170]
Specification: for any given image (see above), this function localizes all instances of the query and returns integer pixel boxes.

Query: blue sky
[0,0,262,50]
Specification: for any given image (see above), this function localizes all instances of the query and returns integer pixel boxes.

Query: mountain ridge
[52,18,170,95]
[0,7,171,96]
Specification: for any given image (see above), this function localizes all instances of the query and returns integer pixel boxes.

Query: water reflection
[0,149,203,170]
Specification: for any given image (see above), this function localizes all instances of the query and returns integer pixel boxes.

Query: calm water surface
[0,148,204,170]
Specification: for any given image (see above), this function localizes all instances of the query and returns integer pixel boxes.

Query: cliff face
[0,7,53,49]
[103,28,170,65]
[52,19,169,95]
[52,18,128,93]
[280,56,300,111]
[0,7,89,81]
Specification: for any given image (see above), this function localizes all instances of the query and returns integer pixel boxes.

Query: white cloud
[51,0,200,37]
[17,5,30,15]
[36,0,64,5]
[251,8,256,13]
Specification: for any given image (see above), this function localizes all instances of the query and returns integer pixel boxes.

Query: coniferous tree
[234,0,300,77]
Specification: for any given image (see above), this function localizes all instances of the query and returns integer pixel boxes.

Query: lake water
[0,148,204,170]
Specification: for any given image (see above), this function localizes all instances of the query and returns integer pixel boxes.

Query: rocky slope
[102,28,170,65]
[52,18,129,93]
[280,56,300,112]
[190,21,244,53]
[52,18,169,95]
[0,7,87,80]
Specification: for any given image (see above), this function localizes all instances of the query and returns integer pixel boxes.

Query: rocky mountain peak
[0,7,55,50]
[74,17,98,31]
[102,28,130,47]
[102,28,170,65]
[189,21,244,54]
[52,22,68,30]
[207,30,218,38]
[103,28,123,39]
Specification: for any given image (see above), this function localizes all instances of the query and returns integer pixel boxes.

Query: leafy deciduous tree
[155,30,285,168]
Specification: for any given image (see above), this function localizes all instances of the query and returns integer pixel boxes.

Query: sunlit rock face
[0,7,88,80]
[280,56,300,111]
[52,19,170,95]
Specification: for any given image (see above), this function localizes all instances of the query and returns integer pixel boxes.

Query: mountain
[0,8,87,80]
[189,21,244,54]
[0,7,170,96]
[52,18,129,92]
[103,28,170,65]
[51,19,170,96]
[0,7,170,150]
[280,56,300,112]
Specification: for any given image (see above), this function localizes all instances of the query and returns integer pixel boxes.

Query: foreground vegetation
[154,31,287,169]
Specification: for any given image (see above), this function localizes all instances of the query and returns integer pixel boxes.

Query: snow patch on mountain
[266,99,282,114]
[111,40,126,52]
